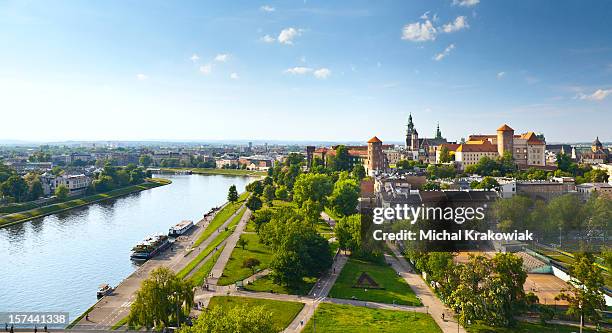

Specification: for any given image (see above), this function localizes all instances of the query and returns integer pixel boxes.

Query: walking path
[204,209,251,287]
[283,253,348,333]
[71,202,245,330]
[387,243,466,333]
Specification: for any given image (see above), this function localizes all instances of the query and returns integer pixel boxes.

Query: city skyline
[1,0,611,142]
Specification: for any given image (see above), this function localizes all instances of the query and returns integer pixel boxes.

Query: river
[0,174,253,320]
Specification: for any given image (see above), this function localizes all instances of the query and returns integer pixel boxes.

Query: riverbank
[160,167,266,177]
[0,178,171,228]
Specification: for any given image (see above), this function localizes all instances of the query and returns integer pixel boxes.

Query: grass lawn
[466,321,603,333]
[0,179,170,227]
[208,296,304,332]
[329,257,421,306]
[245,275,316,295]
[218,233,274,285]
[160,167,266,177]
[303,303,441,333]
[193,192,248,247]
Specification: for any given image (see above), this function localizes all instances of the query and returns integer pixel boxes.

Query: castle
[437,124,546,170]
[404,114,449,163]
[306,137,389,176]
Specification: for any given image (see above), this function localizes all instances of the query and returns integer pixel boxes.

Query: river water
[0,174,253,319]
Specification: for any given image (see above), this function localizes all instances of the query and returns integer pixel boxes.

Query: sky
[0,0,611,144]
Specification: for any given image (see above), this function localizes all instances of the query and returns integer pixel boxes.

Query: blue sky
[0,0,610,143]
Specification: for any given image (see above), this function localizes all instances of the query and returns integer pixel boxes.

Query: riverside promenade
[71,202,245,330]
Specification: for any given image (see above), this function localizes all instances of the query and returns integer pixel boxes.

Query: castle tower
[405,114,419,150]
[497,124,514,157]
[306,146,315,168]
[367,136,384,176]
[435,122,442,139]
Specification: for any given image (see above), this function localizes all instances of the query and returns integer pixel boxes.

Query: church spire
[435,122,442,139]
[407,113,414,131]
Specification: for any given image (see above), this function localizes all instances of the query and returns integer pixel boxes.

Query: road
[387,243,466,333]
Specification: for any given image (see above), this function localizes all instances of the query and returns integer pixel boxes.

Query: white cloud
[190,54,200,62]
[452,0,480,7]
[260,35,275,43]
[199,64,213,75]
[434,44,455,61]
[214,53,229,62]
[230,73,239,80]
[577,88,612,101]
[285,66,312,75]
[401,20,437,42]
[442,16,469,33]
[260,5,275,12]
[497,71,506,79]
[420,11,430,20]
[136,74,148,80]
[313,68,331,79]
[278,27,301,45]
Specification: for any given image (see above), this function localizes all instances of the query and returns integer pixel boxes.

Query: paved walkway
[284,253,348,333]
[71,203,245,330]
[387,243,466,333]
[204,209,251,287]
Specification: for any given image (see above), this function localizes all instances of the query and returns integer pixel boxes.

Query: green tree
[547,194,584,233]
[475,176,500,190]
[28,180,44,201]
[328,178,360,217]
[252,208,273,233]
[178,304,274,333]
[351,164,366,180]
[262,184,275,203]
[246,180,264,196]
[242,257,260,274]
[237,237,248,250]
[246,195,262,211]
[556,252,606,326]
[227,185,238,203]
[493,195,532,232]
[421,181,441,190]
[54,185,69,201]
[129,267,194,329]
[439,146,452,163]
[292,173,333,207]
[335,214,361,253]
[1,175,29,202]
[327,145,351,171]
[274,186,288,201]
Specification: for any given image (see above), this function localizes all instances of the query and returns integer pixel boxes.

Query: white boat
[169,220,194,237]
[97,284,114,298]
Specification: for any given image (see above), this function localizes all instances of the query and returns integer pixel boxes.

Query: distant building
[580,137,610,164]
[515,177,576,201]
[576,182,612,200]
[404,114,450,163]
[308,136,390,176]
[439,124,546,170]
[40,173,91,196]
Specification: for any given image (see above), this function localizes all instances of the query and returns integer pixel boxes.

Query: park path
[387,243,466,333]
[204,208,251,287]
[71,202,245,330]
[283,253,348,333]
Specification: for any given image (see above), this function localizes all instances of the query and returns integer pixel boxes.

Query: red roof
[497,124,514,132]
[456,142,498,152]
[367,136,382,143]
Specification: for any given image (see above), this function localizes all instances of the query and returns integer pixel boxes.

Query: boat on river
[97,284,114,298]
[169,220,194,237]
[130,234,170,261]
